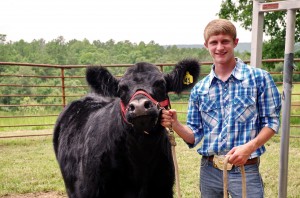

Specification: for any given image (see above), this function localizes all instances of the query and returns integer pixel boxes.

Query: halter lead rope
[164,101,181,198]
[167,127,181,198]
[223,155,246,198]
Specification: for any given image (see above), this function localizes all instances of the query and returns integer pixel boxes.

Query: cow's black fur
[53,59,200,198]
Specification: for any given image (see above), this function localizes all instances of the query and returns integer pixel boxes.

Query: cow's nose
[128,98,154,115]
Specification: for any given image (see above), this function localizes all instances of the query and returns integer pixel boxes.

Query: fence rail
[1,58,300,138]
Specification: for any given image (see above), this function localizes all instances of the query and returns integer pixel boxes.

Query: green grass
[0,133,299,197]
[0,136,65,196]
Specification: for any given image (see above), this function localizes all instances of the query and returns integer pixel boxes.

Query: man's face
[204,34,238,65]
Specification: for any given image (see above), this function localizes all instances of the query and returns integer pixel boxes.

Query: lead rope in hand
[164,101,181,198]
[167,127,181,198]
[223,155,247,198]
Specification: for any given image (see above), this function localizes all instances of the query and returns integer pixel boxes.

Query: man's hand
[226,144,253,166]
[161,109,177,128]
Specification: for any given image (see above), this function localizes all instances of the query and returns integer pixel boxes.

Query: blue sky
[1,0,253,45]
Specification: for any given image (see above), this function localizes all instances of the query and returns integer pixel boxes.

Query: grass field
[0,131,299,198]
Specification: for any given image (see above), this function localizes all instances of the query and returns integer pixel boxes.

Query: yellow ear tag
[183,71,193,85]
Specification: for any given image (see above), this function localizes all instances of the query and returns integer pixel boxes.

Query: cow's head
[86,59,200,133]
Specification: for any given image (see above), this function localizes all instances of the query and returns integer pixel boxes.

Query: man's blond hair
[204,19,237,43]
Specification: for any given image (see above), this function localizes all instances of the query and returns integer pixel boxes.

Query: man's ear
[234,38,239,47]
[164,58,200,94]
[204,42,208,48]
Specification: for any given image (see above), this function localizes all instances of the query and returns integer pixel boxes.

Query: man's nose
[216,43,224,50]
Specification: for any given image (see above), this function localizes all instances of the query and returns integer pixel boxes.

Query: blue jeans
[200,157,264,198]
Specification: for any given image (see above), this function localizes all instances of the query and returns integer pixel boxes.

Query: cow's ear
[86,66,119,97]
[164,58,200,93]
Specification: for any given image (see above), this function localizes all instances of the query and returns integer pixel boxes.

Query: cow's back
[53,94,115,155]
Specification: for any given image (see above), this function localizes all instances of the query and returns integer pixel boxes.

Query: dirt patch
[1,192,66,198]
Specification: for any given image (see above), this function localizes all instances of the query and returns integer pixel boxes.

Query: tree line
[0,35,213,65]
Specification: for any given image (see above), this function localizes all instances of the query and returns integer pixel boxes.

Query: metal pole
[61,68,66,108]
[279,8,296,198]
[250,0,264,68]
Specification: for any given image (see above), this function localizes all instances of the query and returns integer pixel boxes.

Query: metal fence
[1,59,300,138]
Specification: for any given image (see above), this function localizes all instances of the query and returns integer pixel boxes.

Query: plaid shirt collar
[208,57,245,87]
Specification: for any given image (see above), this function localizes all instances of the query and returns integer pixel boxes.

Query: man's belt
[203,155,259,170]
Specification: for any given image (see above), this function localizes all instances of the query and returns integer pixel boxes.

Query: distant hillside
[165,42,251,52]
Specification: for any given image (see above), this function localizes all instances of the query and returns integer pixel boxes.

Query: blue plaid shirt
[187,58,281,158]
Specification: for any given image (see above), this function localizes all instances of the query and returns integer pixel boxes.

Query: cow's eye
[153,80,166,95]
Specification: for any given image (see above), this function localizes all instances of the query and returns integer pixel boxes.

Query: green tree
[0,34,8,73]
[45,36,67,64]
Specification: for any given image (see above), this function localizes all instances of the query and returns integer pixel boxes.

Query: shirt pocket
[233,96,257,122]
[199,100,220,129]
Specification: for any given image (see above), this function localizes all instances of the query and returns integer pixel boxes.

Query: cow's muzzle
[120,90,169,132]
[127,97,157,116]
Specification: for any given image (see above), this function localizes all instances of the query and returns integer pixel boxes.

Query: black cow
[53,59,200,198]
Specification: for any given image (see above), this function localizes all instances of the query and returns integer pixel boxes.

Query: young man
[161,19,281,198]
